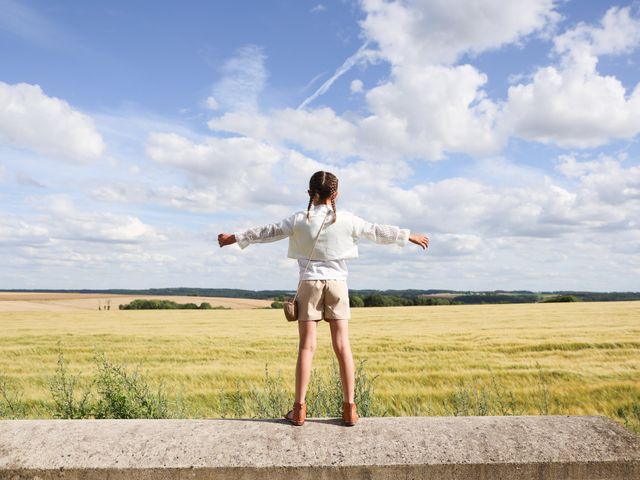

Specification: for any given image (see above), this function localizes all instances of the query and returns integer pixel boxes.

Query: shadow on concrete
[205,417,347,427]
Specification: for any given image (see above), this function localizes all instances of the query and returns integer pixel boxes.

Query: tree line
[118,299,229,310]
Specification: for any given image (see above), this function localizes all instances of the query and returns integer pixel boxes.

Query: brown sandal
[284,402,307,426]
[342,401,359,426]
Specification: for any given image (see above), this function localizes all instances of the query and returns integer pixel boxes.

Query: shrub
[217,358,381,419]
[271,301,284,309]
[92,351,178,419]
[47,345,94,419]
[0,374,28,419]
[45,345,186,419]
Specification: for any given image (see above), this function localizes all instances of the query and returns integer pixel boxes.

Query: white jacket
[234,204,410,260]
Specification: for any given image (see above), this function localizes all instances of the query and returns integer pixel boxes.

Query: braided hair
[306,171,338,224]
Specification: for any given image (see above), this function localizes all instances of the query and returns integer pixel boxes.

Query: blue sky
[1,0,639,291]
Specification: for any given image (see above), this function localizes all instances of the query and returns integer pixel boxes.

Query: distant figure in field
[218,171,429,426]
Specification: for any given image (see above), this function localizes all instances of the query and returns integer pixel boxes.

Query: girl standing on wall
[218,171,429,426]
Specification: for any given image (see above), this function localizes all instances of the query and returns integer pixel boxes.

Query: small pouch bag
[284,212,329,322]
[284,298,297,322]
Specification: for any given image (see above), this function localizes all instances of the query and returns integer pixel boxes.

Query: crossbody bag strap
[292,211,330,303]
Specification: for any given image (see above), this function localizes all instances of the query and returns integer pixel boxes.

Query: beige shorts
[297,279,351,321]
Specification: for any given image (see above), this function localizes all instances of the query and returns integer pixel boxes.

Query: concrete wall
[1,415,639,479]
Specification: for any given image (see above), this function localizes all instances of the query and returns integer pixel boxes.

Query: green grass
[0,302,638,433]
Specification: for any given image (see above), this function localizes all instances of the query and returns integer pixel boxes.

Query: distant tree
[364,294,386,307]
[271,301,284,309]
[349,294,364,308]
[540,295,578,303]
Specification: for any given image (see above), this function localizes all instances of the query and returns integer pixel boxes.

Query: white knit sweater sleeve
[352,215,410,247]
[233,213,296,249]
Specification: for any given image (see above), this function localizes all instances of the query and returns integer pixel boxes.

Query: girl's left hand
[218,233,236,247]
[409,233,429,250]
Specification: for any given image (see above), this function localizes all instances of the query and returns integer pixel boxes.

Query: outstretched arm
[353,216,429,250]
[218,214,295,249]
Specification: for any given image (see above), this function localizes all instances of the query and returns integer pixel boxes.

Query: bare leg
[328,319,355,403]
[295,320,318,404]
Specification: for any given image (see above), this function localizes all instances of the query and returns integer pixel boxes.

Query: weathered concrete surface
[1,415,639,479]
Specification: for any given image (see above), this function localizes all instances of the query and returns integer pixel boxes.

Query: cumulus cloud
[359,63,504,160]
[0,82,105,162]
[0,214,50,245]
[27,194,166,244]
[9,0,632,290]
[209,108,358,160]
[553,6,640,58]
[209,0,559,162]
[146,132,281,181]
[212,65,503,162]
[359,0,560,66]
[505,6,640,148]
[350,0,563,159]
[144,132,287,211]
[556,154,640,207]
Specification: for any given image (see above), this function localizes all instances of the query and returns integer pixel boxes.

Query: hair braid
[329,183,337,224]
[306,170,339,223]
[306,189,314,221]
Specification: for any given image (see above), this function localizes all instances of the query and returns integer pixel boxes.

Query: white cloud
[211,65,503,162]
[359,0,560,66]
[553,6,640,58]
[350,79,363,93]
[146,132,280,180]
[210,45,267,113]
[144,132,286,211]
[273,108,359,157]
[505,6,640,148]
[209,108,358,160]
[360,63,504,160]
[273,0,560,161]
[556,154,640,207]
[207,111,270,139]
[205,96,219,110]
[0,82,105,162]
[0,214,50,245]
[27,194,165,244]
[310,4,326,14]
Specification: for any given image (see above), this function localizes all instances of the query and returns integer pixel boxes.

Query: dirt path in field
[0,292,271,311]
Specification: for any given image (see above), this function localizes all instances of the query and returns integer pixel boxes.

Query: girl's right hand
[409,233,429,250]
[218,233,236,247]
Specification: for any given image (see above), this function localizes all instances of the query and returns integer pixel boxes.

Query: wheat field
[0,292,270,311]
[0,301,638,425]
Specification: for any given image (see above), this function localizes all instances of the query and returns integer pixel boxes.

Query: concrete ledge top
[1,415,639,479]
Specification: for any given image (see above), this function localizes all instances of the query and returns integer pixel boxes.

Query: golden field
[0,299,638,427]
[0,292,270,311]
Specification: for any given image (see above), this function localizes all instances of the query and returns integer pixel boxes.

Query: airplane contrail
[297,41,371,110]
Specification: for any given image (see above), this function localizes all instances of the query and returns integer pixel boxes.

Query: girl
[217,171,429,426]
